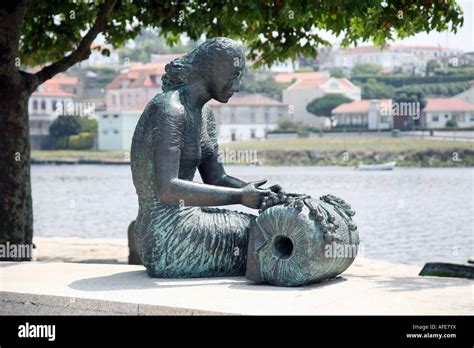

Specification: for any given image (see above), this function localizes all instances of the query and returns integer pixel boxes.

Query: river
[31,165,473,266]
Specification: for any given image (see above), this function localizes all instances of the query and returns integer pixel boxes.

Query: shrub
[446,119,458,128]
[68,132,94,150]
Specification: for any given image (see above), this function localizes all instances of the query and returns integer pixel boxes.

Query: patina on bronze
[130,37,359,286]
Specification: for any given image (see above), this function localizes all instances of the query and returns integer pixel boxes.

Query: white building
[97,109,143,151]
[454,80,474,104]
[331,98,474,130]
[423,98,474,129]
[281,73,361,128]
[332,100,393,130]
[98,61,172,150]
[334,45,463,74]
[29,74,78,148]
[209,93,289,143]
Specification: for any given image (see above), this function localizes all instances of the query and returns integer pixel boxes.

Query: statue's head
[162,37,245,103]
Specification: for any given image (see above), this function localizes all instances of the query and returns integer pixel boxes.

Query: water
[31,165,473,266]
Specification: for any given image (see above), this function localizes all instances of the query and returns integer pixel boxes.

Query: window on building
[103,114,108,118]
[41,100,46,110]
[52,100,57,111]
[250,129,256,139]
[445,114,449,119]
[470,114,474,122]
[230,113,236,123]
[380,116,389,123]
[113,114,119,118]
[264,112,269,124]
[120,95,124,106]
[127,94,132,105]
[33,100,38,110]
[231,130,236,141]
[112,95,116,106]
[103,130,108,134]
[250,112,255,123]
[114,130,119,134]
[432,114,439,122]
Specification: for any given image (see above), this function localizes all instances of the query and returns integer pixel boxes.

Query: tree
[330,68,346,78]
[0,1,464,259]
[426,59,441,76]
[351,62,383,76]
[307,93,352,117]
[360,78,395,99]
[49,116,81,149]
[49,116,81,139]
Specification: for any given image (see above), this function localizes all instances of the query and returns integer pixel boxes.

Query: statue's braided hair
[162,37,244,92]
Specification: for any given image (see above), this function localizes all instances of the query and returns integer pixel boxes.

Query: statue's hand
[241,179,272,209]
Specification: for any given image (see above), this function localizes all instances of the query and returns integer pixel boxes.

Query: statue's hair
[162,37,244,92]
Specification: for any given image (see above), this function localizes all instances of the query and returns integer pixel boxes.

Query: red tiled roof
[286,78,329,91]
[106,63,167,90]
[424,98,474,112]
[32,73,78,97]
[332,99,391,114]
[208,93,285,106]
[33,81,75,97]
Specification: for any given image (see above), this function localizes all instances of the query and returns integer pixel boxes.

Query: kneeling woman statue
[131,37,359,286]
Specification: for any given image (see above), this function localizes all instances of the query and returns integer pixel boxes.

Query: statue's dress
[131,91,255,278]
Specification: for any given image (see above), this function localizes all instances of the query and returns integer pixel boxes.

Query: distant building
[281,73,361,128]
[332,99,393,130]
[209,93,289,143]
[97,107,144,151]
[104,62,167,112]
[97,92,287,150]
[333,45,463,74]
[423,98,474,129]
[29,73,78,148]
[454,80,474,104]
[331,97,474,130]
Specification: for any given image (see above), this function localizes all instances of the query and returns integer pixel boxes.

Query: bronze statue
[131,37,359,286]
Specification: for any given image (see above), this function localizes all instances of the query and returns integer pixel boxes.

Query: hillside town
[29,35,474,151]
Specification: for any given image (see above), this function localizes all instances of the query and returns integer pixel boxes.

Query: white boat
[357,161,397,171]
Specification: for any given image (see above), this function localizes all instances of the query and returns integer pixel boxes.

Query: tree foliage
[20,0,464,70]
[351,62,383,76]
[358,78,395,99]
[393,86,427,112]
[49,116,81,138]
[307,93,352,117]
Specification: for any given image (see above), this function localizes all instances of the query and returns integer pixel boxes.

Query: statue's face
[210,54,244,103]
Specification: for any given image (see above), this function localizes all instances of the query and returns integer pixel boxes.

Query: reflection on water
[32,165,473,266]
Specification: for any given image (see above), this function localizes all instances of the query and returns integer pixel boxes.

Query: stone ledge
[0,259,472,315]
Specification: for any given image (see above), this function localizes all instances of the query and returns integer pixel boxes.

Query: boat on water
[356,161,397,171]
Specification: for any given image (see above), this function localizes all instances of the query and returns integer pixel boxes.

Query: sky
[394,0,473,52]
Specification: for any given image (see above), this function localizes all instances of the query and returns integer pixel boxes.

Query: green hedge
[68,132,94,150]
[352,73,474,87]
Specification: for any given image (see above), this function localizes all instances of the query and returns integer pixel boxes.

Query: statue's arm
[198,151,247,188]
[153,142,245,207]
[146,101,245,206]
[198,106,247,188]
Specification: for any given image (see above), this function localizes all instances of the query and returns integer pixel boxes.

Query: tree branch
[32,0,117,89]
